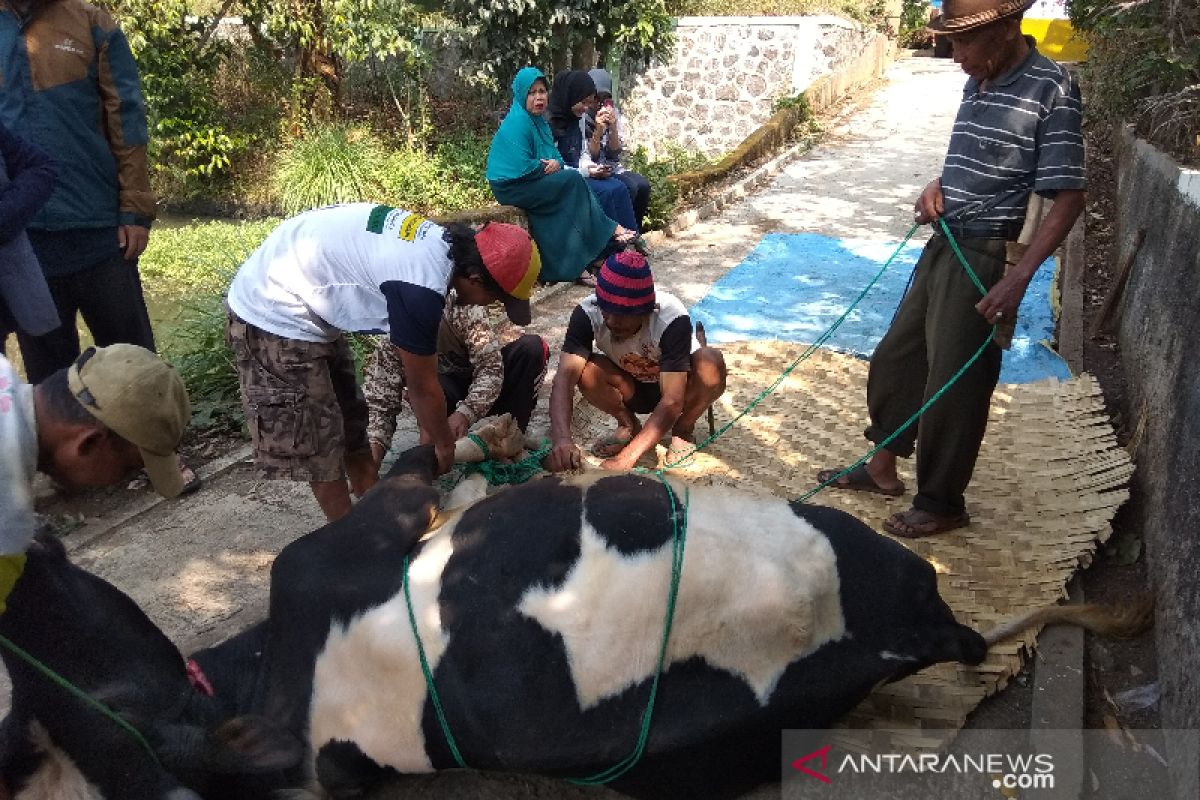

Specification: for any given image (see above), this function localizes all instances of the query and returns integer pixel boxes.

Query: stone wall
[1112,125,1200,800]
[620,16,880,158]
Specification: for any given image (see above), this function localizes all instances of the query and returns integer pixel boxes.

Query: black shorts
[627,380,662,414]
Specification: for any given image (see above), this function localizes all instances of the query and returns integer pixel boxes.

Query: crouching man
[547,251,726,472]
[362,291,548,465]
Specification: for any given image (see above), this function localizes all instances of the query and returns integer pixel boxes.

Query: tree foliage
[440,0,675,90]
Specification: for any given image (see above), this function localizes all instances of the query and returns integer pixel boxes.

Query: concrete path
[13,55,1075,796]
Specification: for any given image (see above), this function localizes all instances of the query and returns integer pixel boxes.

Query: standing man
[547,251,726,472]
[0,344,191,613]
[225,204,539,521]
[0,0,159,382]
[817,0,1086,538]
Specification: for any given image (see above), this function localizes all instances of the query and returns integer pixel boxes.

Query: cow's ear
[157,716,303,774]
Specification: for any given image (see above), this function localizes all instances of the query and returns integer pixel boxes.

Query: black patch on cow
[316,739,400,799]
[789,501,986,671]
[583,474,683,555]
[0,533,201,799]
[260,473,440,739]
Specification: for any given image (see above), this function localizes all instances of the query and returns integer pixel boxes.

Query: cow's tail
[982,594,1154,647]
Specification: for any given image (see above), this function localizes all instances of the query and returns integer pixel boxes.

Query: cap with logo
[68,344,191,498]
[473,223,540,326]
[595,250,656,316]
[928,0,1035,33]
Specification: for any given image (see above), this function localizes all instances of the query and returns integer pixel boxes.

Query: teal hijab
[486,67,561,183]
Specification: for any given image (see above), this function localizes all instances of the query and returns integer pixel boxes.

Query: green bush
[374,135,494,215]
[271,124,388,215]
[165,292,244,432]
[626,144,713,231]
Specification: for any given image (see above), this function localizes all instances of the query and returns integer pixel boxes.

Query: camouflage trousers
[226,310,370,483]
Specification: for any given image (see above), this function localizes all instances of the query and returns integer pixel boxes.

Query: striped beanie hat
[595,250,656,316]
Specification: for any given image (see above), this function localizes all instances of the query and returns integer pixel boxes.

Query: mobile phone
[603,99,613,108]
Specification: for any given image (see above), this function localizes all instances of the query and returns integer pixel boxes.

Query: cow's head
[0,533,302,799]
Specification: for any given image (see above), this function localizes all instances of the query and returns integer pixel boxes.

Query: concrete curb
[1029,577,1086,796]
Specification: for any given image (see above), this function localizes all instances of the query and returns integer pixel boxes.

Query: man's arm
[362,339,408,465]
[452,305,504,438]
[95,12,155,258]
[397,348,455,475]
[547,351,588,472]
[975,190,1086,322]
[601,371,686,471]
[0,127,58,244]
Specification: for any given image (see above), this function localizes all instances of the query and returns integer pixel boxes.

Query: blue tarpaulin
[689,232,1070,384]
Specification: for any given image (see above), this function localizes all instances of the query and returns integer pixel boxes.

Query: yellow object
[1022,17,1089,62]
[0,554,28,615]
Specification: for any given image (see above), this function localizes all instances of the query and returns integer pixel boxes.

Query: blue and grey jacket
[0,0,156,231]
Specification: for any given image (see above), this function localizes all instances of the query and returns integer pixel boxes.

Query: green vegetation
[668,0,884,24]
[627,144,715,230]
[1069,0,1199,164]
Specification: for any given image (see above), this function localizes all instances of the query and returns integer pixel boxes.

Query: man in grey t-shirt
[818,0,1086,537]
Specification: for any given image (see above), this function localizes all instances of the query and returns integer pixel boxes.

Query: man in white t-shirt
[225,203,539,521]
[547,251,726,472]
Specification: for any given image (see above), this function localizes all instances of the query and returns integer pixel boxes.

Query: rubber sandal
[883,508,970,539]
[815,464,905,497]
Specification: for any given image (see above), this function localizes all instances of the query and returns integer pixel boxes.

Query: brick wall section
[620,16,877,158]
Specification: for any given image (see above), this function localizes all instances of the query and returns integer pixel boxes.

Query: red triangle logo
[791,744,833,784]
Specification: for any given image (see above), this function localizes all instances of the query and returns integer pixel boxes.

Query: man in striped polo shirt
[818,0,1086,537]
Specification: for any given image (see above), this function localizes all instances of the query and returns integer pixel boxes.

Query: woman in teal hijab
[487,67,634,283]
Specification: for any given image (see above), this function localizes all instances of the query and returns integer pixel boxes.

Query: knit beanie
[595,250,655,316]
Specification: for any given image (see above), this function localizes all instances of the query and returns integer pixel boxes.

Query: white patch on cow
[308,522,459,774]
[518,481,845,709]
[15,721,103,800]
[443,473,489,510]
[879,650,918,663]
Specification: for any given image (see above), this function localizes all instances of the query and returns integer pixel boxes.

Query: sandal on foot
[591,433,633,459]
[883,508,969,539]
[178,461,203,496]
[815,464,905,497]
[575,272,598,288]
[663,440,696,469]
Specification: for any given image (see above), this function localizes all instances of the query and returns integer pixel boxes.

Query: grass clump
[626,144,714,231]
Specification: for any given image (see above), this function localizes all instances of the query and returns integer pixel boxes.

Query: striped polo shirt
[940,39,1086,239]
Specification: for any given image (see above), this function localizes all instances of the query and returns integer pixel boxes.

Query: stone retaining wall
[1112,124,1200,800]
[620,16,882,157]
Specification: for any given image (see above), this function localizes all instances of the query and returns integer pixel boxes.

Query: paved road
[19,56,999,796]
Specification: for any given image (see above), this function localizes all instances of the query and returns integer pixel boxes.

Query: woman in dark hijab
[547,70,639,239]
[486,67,634,283]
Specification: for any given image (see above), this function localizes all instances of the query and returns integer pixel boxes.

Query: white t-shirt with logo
[227,203,455,355]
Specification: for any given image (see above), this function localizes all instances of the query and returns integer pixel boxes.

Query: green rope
[660,223,921,471]
[463,439,553,486]
[466,432,490,462]
[0,632,161,765]
[403,474,690,784]
[797,219,999,502]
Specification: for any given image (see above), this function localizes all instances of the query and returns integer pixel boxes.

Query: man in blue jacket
[0,0,158,383]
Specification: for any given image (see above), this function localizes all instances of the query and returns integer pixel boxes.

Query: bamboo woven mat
[569,340,1133,751]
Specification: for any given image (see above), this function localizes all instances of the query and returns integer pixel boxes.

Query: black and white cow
[0,447,1143,800]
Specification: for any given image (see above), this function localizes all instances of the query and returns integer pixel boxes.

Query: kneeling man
[548,251,726,472]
